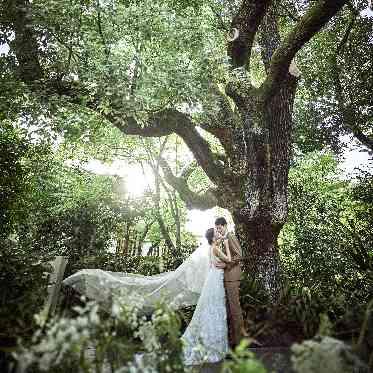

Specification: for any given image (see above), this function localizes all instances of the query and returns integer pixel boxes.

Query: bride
[182,227,231,364]
[63,227,232,365]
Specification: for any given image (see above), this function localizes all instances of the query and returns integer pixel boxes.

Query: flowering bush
[16,293,185,373]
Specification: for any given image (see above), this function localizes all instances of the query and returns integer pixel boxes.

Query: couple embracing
[182,217,246,365]
[63,217,247,366]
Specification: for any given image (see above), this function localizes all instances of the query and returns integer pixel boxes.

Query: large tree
[1,0,351,300]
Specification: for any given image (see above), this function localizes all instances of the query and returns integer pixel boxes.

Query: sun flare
[124,166,149,198]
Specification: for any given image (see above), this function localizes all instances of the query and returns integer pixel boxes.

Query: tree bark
[228,74,297,301]
[234,217,281,300]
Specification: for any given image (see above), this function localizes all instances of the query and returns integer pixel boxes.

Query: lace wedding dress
[182,245,228,365]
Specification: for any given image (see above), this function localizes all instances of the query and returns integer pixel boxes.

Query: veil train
[63,244,210,312]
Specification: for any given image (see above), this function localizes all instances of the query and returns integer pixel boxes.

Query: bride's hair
[205,228,215,245]
[215,217,227,226]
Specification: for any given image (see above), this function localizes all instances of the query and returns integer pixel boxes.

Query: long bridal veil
[63,244,210,312]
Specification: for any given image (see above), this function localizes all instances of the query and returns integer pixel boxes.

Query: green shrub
[0,239,51,345]
[222,339,267,373]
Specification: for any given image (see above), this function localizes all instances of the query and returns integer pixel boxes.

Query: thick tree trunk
[233,216,282,302]
[231,76,297,302]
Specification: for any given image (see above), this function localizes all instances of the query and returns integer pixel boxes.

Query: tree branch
[112,113,176,137]
[136,221,154,253]
[6,0,43,82]
[277,3,300,22]
[261,0,347,101]
[159,178,182,250]
[200,85,239,155]
[228,0,272,69]
[146,139,178,255]
[159,157,219,210]
[112,109,226,185]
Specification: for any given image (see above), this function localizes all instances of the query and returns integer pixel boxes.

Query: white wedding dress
[182,245,228,365]
[63,244,228,365]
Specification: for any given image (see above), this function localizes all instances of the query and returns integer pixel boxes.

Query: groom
[214,217,246,348]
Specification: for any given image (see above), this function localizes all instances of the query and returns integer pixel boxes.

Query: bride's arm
[213,240,231,263]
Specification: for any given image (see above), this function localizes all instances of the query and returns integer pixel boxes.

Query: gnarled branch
[199,86,238,155]
[228,0,272,69]
[180,160,198,180]
[159,158,219,210]
[261,0,347,101]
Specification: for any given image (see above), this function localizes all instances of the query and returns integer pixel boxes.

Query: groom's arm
[228,233,242,265]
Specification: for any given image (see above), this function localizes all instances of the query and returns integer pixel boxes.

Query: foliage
[0,122,46,238]
[11,153,122,260]
[294,3,373,152]
[15,295,269,372]
[0,122,23,236]
[280,152,372,300]
[0,123,198,261]
[8,0,226,115]
[0,239,51,345]
[2,137,191,261]
[222,339,267,373]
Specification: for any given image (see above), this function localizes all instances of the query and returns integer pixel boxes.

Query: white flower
[111,302,121,317]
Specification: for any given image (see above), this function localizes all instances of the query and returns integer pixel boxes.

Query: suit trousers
[224,279,244,348]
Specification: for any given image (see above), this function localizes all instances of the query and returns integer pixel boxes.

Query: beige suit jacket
[224,232,242,282]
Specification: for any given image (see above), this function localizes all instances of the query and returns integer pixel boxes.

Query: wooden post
[39,256,68,325]
[16,257,68,373]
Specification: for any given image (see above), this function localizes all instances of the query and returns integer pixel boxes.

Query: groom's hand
[215,262,226,269]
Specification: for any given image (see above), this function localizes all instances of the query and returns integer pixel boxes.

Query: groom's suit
[223,232,244,348]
